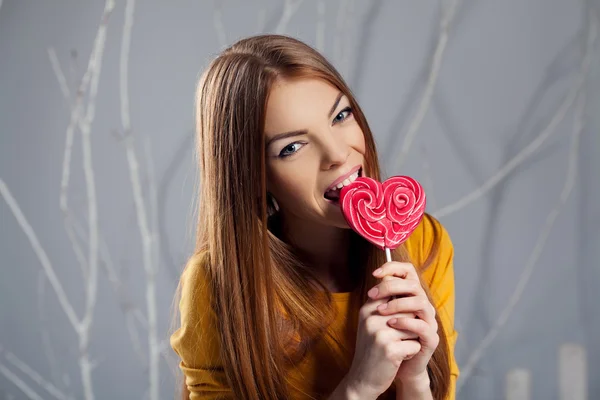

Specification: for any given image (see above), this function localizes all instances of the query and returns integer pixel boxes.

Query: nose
[319,133,350,170]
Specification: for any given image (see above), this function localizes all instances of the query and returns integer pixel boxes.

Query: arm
[400,215,460,400]
[170,253,234,400]
[426,219,460,400]
[395,373,433,399]
[327,374,379,400]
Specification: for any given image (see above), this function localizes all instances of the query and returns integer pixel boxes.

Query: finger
[389,339,422,364]
[377,296,437,322]
[393,328,419,341]
[368,277,423,300]
[373,261,419,281]
[359,295,393,318]
[388,317,439,352]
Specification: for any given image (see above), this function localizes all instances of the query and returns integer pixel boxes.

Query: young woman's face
[264,77,366,228]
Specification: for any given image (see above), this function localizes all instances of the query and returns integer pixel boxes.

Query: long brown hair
[172,34,450,399]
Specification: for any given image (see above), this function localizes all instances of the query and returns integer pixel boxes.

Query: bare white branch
[0,364,43,400]
[125,314,146,365]
[45,2,117,400]
[0,179,80,329]
[75,4,117,400]
[119,1,160,399]
[275,0,304,34]
[50,49,89,282]
[47,48,71,104]
[4,31,112,384]
[434,12,597,219]
[37,272,71,396]
[394,0,461,171]
[456,77,590,392]
[4,352,69,400]
[70,216,148,364]
[143,136,161,289]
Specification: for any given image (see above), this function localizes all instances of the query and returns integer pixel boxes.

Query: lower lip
[323,168,363,206]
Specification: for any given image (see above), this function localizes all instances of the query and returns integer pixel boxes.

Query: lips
[324,167,362,202]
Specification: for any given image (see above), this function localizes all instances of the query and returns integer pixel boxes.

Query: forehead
[264,77,341,135]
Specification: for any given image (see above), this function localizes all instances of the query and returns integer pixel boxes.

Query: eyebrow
[265,91,345,148]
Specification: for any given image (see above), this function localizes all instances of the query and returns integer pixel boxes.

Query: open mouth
[324,167,362,203]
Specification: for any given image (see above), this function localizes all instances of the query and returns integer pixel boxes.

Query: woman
[170,34,459,399]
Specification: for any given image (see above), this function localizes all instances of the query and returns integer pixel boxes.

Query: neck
[277,211,354,292]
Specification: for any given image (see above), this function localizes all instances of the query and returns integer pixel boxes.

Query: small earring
[272,196,279,212]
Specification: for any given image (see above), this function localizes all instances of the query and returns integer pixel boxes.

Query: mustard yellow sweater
[170,214,460,399]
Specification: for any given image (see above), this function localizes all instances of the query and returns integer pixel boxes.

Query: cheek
[268,165,317,205]
[351,126,367,153]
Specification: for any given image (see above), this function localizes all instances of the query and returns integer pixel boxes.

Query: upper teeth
[334,171,359,190]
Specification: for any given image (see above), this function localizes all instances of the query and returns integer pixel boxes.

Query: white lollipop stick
[385,247,392,263]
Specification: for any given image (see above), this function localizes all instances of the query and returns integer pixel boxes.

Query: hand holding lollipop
[339,175,438,395]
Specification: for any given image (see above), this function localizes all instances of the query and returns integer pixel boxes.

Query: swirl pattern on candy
[339,176,426,250]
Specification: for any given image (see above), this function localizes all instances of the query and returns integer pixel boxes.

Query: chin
[322,207,352,229]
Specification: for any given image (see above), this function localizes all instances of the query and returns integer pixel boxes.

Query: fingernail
[389,318,397,325]
[373,268,383,276]
[377,303,387,311]
[368,287,378,298]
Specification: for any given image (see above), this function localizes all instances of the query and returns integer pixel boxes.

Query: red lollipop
[339,175,426,262]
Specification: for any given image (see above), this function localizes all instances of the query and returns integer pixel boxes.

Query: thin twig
[70,216,148,363]
[37,272,71,396]
[47,2,116,400]
[0,180,80,329]
[47,48,71,104]
[457,79,589,393]
[50,44,149,369]
[393,0,461,171]
[143,136,161,296]
[434,13,596,219]
[0,364,43,400]
[48,47,89,282]
[118,1,160,399]
[4,351,69,400]
[76,4,117,400]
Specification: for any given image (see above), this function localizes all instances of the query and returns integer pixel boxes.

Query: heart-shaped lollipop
[339,176,426,259]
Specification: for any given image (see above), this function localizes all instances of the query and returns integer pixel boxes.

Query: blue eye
[279,142,304,158]
[333,106,353,124]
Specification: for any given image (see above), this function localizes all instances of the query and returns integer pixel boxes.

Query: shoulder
[405,213,453,265]
[171,250,222,364]
[177,250,214,318]
[174,250,220,336]
[404,213,454,291]
[180,251,209,291]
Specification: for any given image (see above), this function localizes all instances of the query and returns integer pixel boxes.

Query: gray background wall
[1,1,599,399]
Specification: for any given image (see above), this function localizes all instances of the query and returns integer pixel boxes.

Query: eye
[278,142,305,158]
[333,106,353,124]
